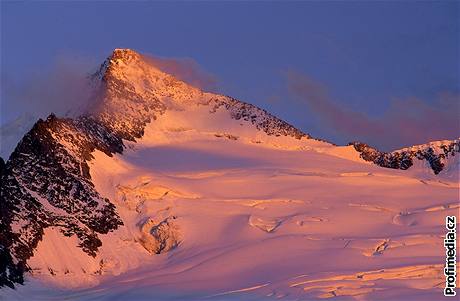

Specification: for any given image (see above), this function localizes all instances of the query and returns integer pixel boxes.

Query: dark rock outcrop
[350,140,459,174]
[0,114,124,288]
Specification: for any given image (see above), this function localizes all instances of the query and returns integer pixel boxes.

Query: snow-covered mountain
[1,49,458,300]
[351,139,459,175]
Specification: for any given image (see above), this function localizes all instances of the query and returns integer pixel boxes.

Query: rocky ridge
[350,139,459,174]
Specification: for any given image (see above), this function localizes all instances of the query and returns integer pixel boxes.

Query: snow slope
[1,49,458,301]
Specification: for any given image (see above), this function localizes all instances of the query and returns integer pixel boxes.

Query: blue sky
[1,1,458,150]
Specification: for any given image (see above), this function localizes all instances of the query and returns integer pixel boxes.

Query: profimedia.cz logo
[444,216,457,297]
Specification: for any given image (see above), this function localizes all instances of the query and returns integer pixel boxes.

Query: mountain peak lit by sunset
[1,2,459,301]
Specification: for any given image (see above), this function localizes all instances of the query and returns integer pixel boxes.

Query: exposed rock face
[0,115,124,287]
[350,140,460,174]
[139,217,181,254]
[207,96,307,140]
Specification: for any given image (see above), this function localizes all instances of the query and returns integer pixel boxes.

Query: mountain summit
[89,48,309,141]
[1,49,458,300]
[1,48,316,288]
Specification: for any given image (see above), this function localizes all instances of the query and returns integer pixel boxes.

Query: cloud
[142,54,218,92]
[1,54,97,125]
[1,52,219,127]
[286,70,459,151]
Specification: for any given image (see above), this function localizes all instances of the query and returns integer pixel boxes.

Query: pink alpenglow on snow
[0,49,459,301]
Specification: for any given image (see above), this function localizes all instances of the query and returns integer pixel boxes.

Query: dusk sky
[1,1,459,151]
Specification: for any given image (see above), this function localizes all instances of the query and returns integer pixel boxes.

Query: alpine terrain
[0,49,458,301]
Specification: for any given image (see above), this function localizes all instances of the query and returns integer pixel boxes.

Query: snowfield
[1,49,458,301]
[4,104,458,301]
